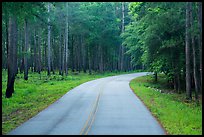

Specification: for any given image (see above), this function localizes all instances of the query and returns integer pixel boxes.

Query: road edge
[129,77,168,135]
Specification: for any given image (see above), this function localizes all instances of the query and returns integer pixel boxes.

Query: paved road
[8,72,165,135]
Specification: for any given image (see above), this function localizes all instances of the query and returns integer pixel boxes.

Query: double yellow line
[80,82,104,135]
[80,78,115,135]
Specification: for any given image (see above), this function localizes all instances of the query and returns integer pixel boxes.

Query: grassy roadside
[130,74,202,135]
[2,69,142,135]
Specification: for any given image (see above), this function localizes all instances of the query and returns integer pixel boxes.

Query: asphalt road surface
[8,72,166,135]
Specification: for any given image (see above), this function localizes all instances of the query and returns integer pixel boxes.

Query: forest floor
[130,74,202,135]
[2,69,142,135]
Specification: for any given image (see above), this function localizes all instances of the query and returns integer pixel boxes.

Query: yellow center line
[80,78,114,135]
[79,93,100,135]
[85,92,101,135]
[79,81,104,135]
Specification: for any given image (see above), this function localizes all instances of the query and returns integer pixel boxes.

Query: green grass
[2,69,143,135]
[130,74,202,135]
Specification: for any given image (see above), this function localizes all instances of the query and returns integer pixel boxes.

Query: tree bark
[62,31,65,76]
[185,2,192,101]
[47,3,51,76]
[19,28,24,74]
[13,21,18,76]
[78,35,82,73]
[74,36,78,72]
[154,72,158,82]
[77,35,81,72]
[34,29,37,72]
[120,2,125,71]
[5,14,9,70]
[37,29,41,74]
[88,46,92,75]
[177,72,181,93]
[190,2,199,103]
[71,35,75,72]
[198,2,202,93]
[99,45,103,73]
[65,3,69,76]
[44,41,47,71]
[81,35,86,73]
[59,30,62,75]
[6,16,17,98]
[24,19,28,80]
[51,38,55,75]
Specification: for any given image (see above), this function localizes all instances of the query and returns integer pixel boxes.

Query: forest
[2,2,202,101]
[1,2,202,135]
[2,2,133,97]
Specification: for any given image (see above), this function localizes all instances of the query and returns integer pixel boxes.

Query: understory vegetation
[130,74,202,135]
[2,70,141,135]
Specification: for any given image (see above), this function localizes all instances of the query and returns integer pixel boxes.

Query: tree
[198,2,202,93]
[6,16,17,98]
[65,2,69,76]
[185,2,192,101]
[120,2,125,71]
[190,2,199,103]
[122,2,201,100]
[2,2,140,97]
[47,3,51,76]
[37,29,42,74]
[24,18,28,80]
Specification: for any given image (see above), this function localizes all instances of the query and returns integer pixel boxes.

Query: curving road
[8,72,165,135]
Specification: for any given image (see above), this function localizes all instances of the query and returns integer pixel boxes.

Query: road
[8,72,165,135]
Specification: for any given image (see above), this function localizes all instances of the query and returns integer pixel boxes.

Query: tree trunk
[65,3,69,76]
[19,28,24,74]
[34,29,37,72]
[37,29,41,74]
[99,45,103,73]
[120,2,125,71]
[71,35,75,72]
[47,3,51,76]
[177,73,181,93]
[5,15,9,70]
[44,41,46,71]
[78,35,82,73]
[6,16,17,98]
[64,29,67,74]
[59,31,62,75]
[62,31,65,76]
[88,46,92,75]
[77,35,81,72]
[13,24,18,76]
[24,19,28,80]
[74,36,78,72]
[198,2,202,93]
[154,72,158,82]
[81,35,86,73]
[173,74,177,91]
[51,38,55,75]
[190,3,199,103]
[185,2,192,101]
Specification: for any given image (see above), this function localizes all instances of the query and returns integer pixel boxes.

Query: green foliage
[122,2,202,91]
[2,2,47,26]
[149,59,163,73]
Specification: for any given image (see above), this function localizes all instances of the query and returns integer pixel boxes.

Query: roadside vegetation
[2,70,142,135]
[130,74,202,135]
